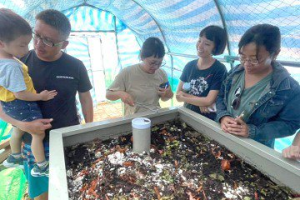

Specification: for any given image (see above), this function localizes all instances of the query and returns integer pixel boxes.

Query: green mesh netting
[0,120,11,143]
[1,121,24,200]
[0,168,26,200]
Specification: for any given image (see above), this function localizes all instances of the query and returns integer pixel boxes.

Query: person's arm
[282,133,300,160]
[13,90,57,101]
[0,104,52,135]
[78,91,93,123]
[5,61,56,102]
[106,90,125,101]
[158,86,173,101]
[176,81,185,103]
[247,91,300,141]
[106,90,135,106]
[106,68,135,106]
[176,61,191,96]
[292,133,300,146]
[156,70,173,101]
[178,63,228,107]
[177,90,220,107]
[215,78,232,123]
[176,81,184,94]
[227,87,300,141]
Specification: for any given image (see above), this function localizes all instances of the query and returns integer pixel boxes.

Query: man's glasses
[33,32,64,47]
[231,86,242,110]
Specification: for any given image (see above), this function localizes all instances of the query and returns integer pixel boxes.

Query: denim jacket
[216,61,300,148]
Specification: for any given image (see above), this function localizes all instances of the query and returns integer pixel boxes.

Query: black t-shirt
[180,59,227,119]
[21,50,92,143]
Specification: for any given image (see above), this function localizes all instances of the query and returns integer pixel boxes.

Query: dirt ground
[93,101,123,122]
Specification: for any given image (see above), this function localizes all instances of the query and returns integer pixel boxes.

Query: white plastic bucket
[132,117,151,153]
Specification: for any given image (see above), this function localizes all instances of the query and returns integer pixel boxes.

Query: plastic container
[132,117,151,153]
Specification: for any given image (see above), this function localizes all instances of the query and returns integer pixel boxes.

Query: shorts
[23,142,49,198]
[1,99,43,122]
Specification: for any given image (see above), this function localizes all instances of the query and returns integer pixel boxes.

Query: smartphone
[159,82,169,89]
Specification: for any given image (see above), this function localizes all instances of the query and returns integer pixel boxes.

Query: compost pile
[65,120,294,200]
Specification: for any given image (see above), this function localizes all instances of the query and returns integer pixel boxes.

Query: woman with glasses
[176,25,227,120]
[216,24,300,148]
[106,37,173,116]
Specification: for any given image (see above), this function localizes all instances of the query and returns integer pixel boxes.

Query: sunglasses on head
[231,86,242,110]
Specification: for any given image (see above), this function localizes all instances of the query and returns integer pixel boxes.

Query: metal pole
[167,52,226,63]
[213,0,233,68]
[113,16,122,70]
[167,53,300,68]
[130,0,170,52]
[226,56,300,68]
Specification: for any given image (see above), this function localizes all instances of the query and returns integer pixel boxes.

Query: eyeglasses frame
[145,59,166,68]
[32,32,65,47]
[239,53,274,66]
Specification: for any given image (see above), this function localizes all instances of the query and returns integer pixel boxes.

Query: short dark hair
[238,24,281,56]
[36,9,71,40]
[200,25,227,55]
[0,8,32,42]
[140,37,165,59]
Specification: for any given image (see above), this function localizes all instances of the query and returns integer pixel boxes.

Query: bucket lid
[132,117,151,129]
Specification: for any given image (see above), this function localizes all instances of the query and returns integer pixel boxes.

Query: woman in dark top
[176,25,227,120]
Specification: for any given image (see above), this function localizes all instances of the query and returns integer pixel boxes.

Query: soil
[65,119,295,200]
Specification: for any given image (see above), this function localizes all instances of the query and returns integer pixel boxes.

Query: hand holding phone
[159,82,169,89]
